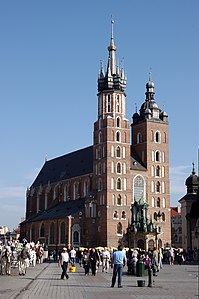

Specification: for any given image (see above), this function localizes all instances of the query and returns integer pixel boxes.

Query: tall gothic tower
[93,21,131,246]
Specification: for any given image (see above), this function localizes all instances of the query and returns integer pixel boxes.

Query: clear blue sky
[0,1,198,230]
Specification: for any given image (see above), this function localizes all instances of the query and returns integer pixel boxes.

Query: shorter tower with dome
[179,163,199,251]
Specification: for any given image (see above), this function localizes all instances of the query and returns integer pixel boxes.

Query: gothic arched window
[134,175,145,202]
[157,197,161,207]
[116,117,120,127]
[117,194,122,205]
[155,151,160,162]
[117,222,122,235]
[73,231,79,243]
[155,131,161,143]
[156,166,160,177]
[116,146,121,158]
[117,162,121,174]
[116,131,120,142]
[113,211,118,219]
[137,132,142,144]
[156,182,161,193]
[117,178,122,190]
[162,212,165,221]
[121,211,126,219]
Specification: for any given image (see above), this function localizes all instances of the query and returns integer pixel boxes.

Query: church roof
[31,143,147,189]
[179,193,197,202]
[130,147,146,171]
[32,146,93,187]
[25,198,85,223]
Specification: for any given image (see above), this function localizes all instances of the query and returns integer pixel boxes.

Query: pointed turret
[98,20,127,92]
[107,19,117,75]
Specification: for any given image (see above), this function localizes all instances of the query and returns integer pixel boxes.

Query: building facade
[179,163,199,251]
[170,206,182,248]
[20,22,171,250]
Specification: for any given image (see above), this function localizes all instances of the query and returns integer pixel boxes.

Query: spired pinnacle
[192,162,196,175]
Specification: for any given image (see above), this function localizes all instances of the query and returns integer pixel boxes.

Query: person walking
[82,250,90,276]
[70,247,76,265]
[89,248,100,276]
[102,247,111,273]
[59,247,69,280]
[18,243,30,276]
[111,245,127,288]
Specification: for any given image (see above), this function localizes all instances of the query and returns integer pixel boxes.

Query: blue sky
[0,1,198,230]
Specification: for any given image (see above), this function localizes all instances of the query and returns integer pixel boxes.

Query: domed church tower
[131,75,171,248]
[179,163,199,250]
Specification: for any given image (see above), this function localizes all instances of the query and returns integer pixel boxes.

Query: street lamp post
[68,216,72,249]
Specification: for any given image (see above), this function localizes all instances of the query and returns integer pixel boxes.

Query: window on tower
[121,211,126,219]
[134,175,145,202]
[117,222,122,235]
[155,131,161,143]
[117,194,122,205]
[156,182,161,193]
[98,131,103,143]
[116,162,121,174]
[98,179,102,191]
[116,117,120,127]
[99,117,102,129]
[156,165,160,177]
[117,95,120,112]
[117,178,122,190]
[155,151,161,162]
[113,211,118,219]
[137,132,142,144]
[157,197,161,207]
[107,94,111,112]
[116,146,121,157]
[116,131,120,142]
[162,212,165,221]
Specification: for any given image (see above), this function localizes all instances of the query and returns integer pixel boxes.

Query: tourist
[59,247,69,280]
[111,245,127,288]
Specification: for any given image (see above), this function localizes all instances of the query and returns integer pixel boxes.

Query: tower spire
[98,20,126,92]
[107,19,116,75]
[192,162,196,175]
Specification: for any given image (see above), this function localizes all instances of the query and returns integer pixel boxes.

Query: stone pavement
[0,262,198,299]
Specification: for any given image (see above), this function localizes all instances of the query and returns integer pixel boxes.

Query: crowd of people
[0,238,198,286]
[0,239,48,276]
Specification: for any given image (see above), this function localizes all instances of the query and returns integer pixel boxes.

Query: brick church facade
[20,21,171,250]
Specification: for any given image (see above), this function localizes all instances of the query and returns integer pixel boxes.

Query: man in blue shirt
[111,245,127,288]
